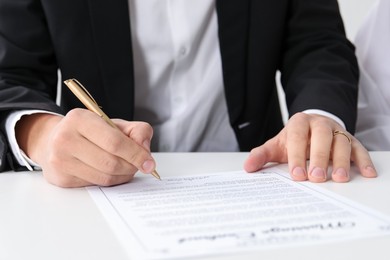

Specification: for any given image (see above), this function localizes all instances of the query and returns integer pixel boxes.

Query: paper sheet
[88,169,390,259]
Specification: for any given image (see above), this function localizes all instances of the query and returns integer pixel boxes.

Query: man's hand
[16,108,155,188]
[244,113,377,182]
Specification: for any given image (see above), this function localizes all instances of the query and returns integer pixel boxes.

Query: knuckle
[312,150,330,161]
[128,151,145,167]
[312,126,333,140]
[99,156,122,174]
[273,137,286,153]
[135,121,154,137]
[66,108,85,119]
[98,175,117,187]
[130,150,152,170]
[290,112,309,124]
[138,121,152,129]
[352,138,366,151]
[143,123,154,135]
[64,108,91,128]
[287,131,306,142]
[311,119,331,132]
[103,135,123,154]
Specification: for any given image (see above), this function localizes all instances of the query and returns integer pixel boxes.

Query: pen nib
[152,170,161,180]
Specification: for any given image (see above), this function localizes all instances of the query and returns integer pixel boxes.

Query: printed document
[88,169,390,259]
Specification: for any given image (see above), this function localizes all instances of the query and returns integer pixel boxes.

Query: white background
[338,0,378,41]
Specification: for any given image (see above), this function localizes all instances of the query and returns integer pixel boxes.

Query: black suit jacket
[0,0,358,170]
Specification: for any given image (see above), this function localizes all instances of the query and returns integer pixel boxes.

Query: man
[0,0,376,187]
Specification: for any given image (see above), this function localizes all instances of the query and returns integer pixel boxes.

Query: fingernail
[310,167,326,180]
[365,165,377,177]
[333,168,348,178]
[292,167,306,178]
[142,160,155,173]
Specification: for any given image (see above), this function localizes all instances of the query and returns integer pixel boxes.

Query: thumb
[114,120,154,152]
[243,136,287,172]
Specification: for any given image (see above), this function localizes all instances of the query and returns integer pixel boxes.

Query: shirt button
[173,96,183,104]
[179,47,187,56]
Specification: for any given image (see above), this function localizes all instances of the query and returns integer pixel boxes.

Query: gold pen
[64,78,161,180]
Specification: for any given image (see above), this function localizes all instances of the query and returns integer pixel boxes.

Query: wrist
[15,113,62,163]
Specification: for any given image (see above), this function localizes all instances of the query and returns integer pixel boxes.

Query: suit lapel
[216,0,250,125]
[86,0,135,119]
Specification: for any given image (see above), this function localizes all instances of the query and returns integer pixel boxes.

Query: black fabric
[0,131,6,172]
[0,0,359,170]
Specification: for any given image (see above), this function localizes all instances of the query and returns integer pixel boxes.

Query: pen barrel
[99,113,118,129]
[64,79,119,130]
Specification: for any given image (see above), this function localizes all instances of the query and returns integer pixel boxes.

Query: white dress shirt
[129,0,238,152]
[6,0,346,168]
[355,0,390,150]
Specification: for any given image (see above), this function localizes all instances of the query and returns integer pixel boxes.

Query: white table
[1,152,389,260]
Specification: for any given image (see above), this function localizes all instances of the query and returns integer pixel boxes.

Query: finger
[44,139,135,187]
[43,160,135,188]
[68,109,156,174]
[69,132,138,176]
[243,133,287,172]
[331,130,352,182]
[351,139,377,178]
[96,130,155,174]
[307,121,333,183]
[114,119,154,152]
[64,159,135,187]
[43,170,93,188]
[285,113,310,181]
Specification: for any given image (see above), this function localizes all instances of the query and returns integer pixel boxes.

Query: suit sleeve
[280,0,359,133]
[0,0,64,171]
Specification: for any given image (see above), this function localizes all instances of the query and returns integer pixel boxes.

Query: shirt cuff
[5,110,62,171]
[303,109,346,130]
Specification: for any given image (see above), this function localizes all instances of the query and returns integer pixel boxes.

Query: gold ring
[333,130,352,144]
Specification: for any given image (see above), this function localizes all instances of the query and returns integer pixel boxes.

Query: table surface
[1,152,389,260]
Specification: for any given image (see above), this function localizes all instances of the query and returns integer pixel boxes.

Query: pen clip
[70,79,99,106]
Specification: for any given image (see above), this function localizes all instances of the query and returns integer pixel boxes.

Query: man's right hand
[15,108,156,188]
